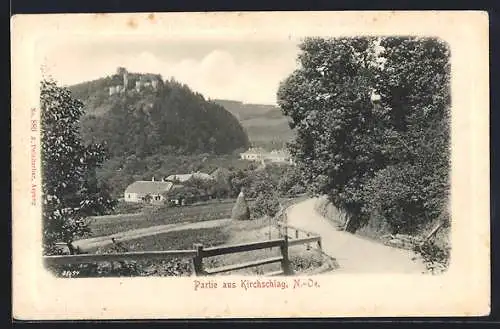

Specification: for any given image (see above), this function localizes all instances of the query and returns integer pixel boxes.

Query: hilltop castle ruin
[109,67,161,95]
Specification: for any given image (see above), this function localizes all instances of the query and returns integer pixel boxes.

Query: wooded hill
[68,74,250,157]
[211,99,295,150]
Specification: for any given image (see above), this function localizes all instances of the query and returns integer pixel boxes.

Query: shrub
[361,164,428,234]
[112,201,144,214]
[252,192,281,219]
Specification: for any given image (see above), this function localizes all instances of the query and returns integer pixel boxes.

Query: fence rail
[192,238,292,276]
[44,220,324,276]
[288,236,321,247]
[204,256,284,275]
[275,220,323,255]
[44,250,197,266]
[201,239,284,258]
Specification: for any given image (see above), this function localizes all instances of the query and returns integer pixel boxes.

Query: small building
[166,172,214,183]
[124,178,174,204]
[240,147,294,165]
[267,149,294,164]
[239,147,266,161]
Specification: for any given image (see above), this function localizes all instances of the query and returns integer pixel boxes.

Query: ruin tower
[115,67,128,91]
[135,80,143,92]
[151,79,159,90]
[123,70,128,90]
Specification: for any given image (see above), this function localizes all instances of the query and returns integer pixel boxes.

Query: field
[87,200,244,237]
[47,197,334,277]
[87,196,304,238]
[82,217,328,277]
[51,196,333,278]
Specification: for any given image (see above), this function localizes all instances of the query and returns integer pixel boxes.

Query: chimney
[152,176,155,182]
[161,177,165,182]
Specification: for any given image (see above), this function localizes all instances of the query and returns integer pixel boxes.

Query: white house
[240,148,294,165]
[239,147,266,161]
[124,178,174,203]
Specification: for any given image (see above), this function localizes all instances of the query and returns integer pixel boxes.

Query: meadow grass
[87,201,240,237]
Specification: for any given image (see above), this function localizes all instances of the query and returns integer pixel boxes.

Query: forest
[70,76,250,157]
[277,37,451,239]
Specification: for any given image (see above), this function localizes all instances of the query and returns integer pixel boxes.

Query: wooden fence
[43,250,197,266]
[192,238,291,276]
[44,233,322,277]
[45,201,323,276]
[276,221,322,253]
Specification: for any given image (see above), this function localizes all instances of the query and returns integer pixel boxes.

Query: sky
[40,37,302,105]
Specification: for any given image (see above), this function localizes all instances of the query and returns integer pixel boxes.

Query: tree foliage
[41,79,117,255]
[277,37,450,234]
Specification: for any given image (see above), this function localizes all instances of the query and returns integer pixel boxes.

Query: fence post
[280,239,292,275]
[295,229,299,239]
[306,233,311,250]
[192,243,204,276]
[317,237,323,259]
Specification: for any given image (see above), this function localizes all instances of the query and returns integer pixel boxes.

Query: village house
[240,147,294,165]
[124,177,174,204]
[124,172,216,206]
[239,147,266,161]
[165,172,214,183]
[163,172,215,206]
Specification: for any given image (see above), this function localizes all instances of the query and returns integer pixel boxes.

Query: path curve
[73,218,231,251]
[287,198,427,273]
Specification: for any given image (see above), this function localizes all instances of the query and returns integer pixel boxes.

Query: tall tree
[40,79,116,255]
[277,37,380,230]
[277,37,450,233]
[361,37,451,233]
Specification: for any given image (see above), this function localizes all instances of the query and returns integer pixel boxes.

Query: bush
[414,240,450,274]
[112,201,144,214]
[361,164,428,234]
[252,192,280,219]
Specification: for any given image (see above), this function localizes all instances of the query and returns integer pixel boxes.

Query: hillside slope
[212,99,295,149]
[68,71,250,157]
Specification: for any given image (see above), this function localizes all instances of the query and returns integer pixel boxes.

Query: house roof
[125,181,174,194]
[166,172,213,182]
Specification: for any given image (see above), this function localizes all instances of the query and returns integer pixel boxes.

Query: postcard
[11,11,490,319]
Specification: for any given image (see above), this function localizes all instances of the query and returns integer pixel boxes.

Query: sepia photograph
[12,11,489,319]
[39,34,451,278]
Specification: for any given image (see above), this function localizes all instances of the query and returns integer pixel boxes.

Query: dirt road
[286,198,427,273]
[73,218,231,251]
